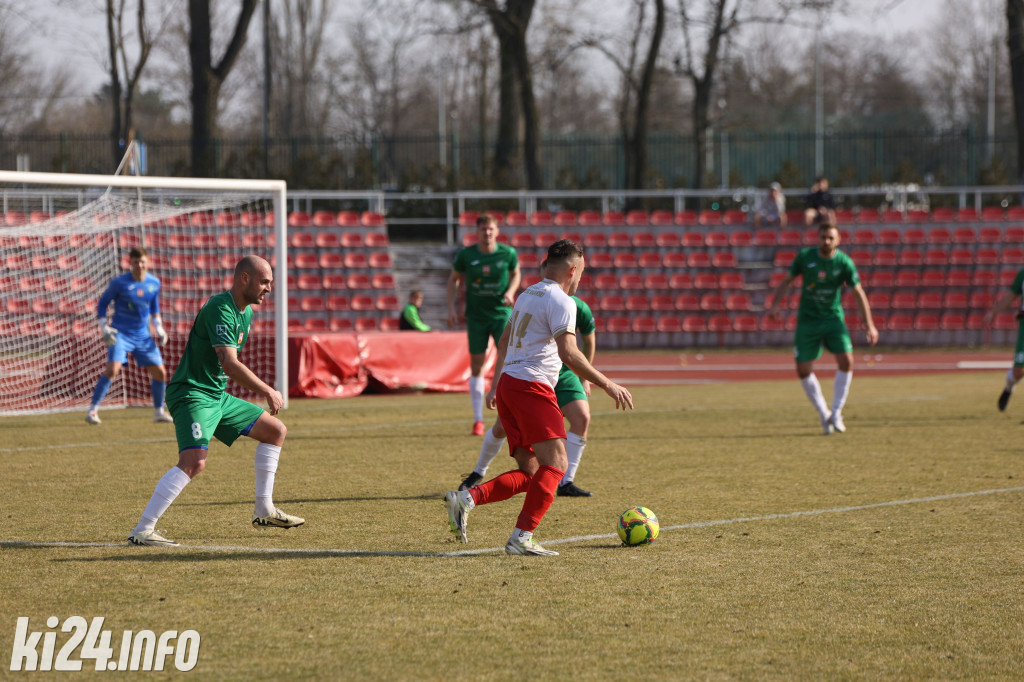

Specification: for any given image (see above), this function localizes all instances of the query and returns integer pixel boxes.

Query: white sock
[510,528,532,543]
[832,370,852,416]
[561,432,587,485]
[1006,369,1019,393]
[254,443,282,517]
[800,373,831,419]
[469,376,485,422]
[474,427,506,476]
[133,466,191,534]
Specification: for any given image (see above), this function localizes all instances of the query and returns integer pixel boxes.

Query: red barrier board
[288,331,496,398]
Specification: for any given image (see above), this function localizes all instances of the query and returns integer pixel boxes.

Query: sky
[11,0,953,108]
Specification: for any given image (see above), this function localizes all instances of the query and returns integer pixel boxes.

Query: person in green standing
[128,255,304,546]
[459,263,598,497]
[767,221,879,435]
[399,290,431,331]
[447,214,521,435]
[983,269,1024,411]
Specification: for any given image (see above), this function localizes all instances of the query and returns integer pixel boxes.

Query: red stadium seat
[656,315,682,333]
[530,211,553,227]
[680,232,705,248]
[577,210,603,226]
[650,294,675,311]
[645,273,669,290]
[675,293,701,311]
[625,210,649,226]
[553,211,577,227]
[650,210,674,226]
[602,211,626,226]
[707,314,732,332]
[682,315,707,332]
[583,233,608,249]
[687,252,712,269]
[668,273,693,290]
[674,210,698,225]
[631,316,657,333]
[619,274,644,290]
[625,294,650,311]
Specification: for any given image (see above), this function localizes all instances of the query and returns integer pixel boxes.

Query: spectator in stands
[447,214,521,435]
[766,221,879,435]
[128,255,303,546]
[399,290,431,331]
[459,260,598,498]
[86,247,173,425]
[754,182,787,229]
[983,271,1024,412]
[804,176,837,226]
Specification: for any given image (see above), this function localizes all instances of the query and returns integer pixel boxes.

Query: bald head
[235,254,270,281]
[232,254,273,307]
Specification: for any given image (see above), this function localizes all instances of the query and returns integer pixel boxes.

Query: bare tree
[188,0,258,176]
[673,0,842,193]
[459,0,541,189]
[1010,0,1024,183]
[105,0,177,166]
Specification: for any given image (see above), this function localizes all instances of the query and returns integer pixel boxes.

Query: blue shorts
[107,331,163,367]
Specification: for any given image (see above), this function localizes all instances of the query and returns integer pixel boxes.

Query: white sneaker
[505,533,558,556]
[252,508,305,528]
[128,529,179,547]
[85,409,100,425]
[821,413,834,435]
[444,490,472,543]
[153,408,174,423]
[830,412,846,433]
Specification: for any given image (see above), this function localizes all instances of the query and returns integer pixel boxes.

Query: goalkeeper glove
[100,320,118,346]
[153,318,168,347]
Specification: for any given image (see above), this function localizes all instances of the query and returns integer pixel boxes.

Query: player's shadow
[47,549,450,563]
[174,492,444,507]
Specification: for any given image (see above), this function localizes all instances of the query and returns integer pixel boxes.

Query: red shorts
[496,374,566,454]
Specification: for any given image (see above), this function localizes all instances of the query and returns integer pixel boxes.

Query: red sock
[470,470,532,506]
[515,465,564,532]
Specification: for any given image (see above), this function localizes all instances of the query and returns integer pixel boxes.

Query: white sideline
[3,485,1022,558]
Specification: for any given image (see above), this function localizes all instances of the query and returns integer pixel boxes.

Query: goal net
[0,171,288,416]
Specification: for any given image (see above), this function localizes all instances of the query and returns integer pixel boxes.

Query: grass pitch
[2,366,1023,679]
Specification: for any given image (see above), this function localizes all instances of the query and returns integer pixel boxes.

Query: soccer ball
[617,506,659,546]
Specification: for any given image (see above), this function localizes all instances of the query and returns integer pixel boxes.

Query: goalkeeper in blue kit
[86,247,173,424]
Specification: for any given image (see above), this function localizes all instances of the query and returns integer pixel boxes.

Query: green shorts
[466,308,512,355]
[555,366,588,407]
[167,390,265,452]
[1015,319,1024,366]
[793,316,853,364]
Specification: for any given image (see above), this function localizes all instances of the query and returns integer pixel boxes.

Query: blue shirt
[97,272,162,337]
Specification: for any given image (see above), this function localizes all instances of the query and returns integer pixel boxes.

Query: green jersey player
[459,285,598,497]
[983,268,1024,411]
[128,255,304,547]
[768,221,879,434]
[446,214,521,435]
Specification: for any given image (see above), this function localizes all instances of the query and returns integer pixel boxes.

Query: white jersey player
[444,239,633,556]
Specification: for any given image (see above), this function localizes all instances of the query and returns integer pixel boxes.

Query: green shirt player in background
[128,255,304,546]
[459,280,598,497]
[447,214,521,435]
[768,221,879,434]
[983,268,1024,411]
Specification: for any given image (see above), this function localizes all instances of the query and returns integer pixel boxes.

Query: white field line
[3,485,1021,558]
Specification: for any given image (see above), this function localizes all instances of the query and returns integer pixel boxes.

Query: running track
[601,351,1011,385]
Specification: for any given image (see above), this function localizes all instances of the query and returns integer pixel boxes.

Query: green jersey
[168,291,253,399]
[452,243,518,321]
[558,295,596,374]
[789,247,860,322]
[1009,269,1024,306]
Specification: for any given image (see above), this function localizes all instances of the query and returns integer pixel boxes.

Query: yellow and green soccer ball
[617,506,659,546]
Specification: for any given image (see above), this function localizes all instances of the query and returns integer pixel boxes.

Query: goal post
[0,171,288,415]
